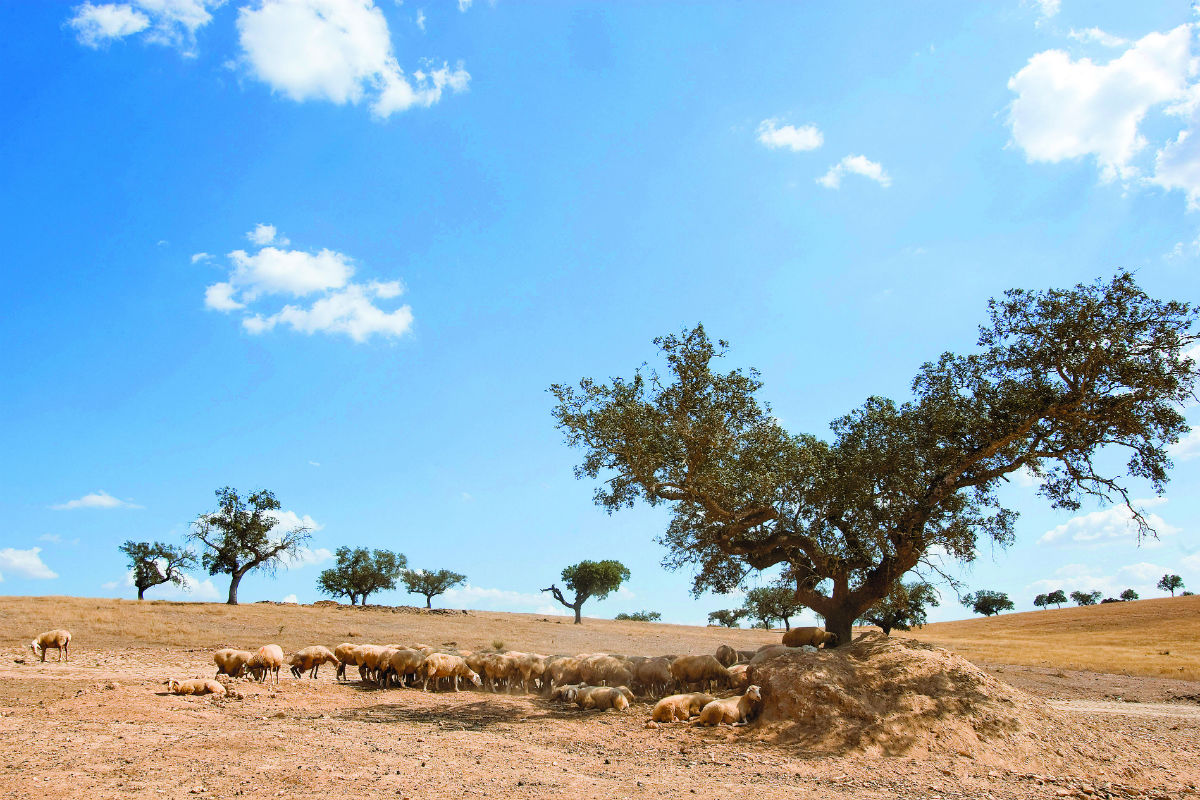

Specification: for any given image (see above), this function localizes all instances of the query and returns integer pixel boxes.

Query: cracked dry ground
[1,648,1198,800]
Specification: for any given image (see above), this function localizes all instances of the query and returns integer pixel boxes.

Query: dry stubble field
[2,595,1199,800]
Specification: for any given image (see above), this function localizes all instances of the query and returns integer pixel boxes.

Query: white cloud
[1171,428,1200,460]
[457,0,471,10]
[415,8,425,31]
[1011,465,1039,487]
[191,252,212,264]
[0,548,58,581]
[756,119,823,152]
[817,155,892,189]
[308,460,321,467]
[103,568,220,600]
[1007,25,1194,184]
[268,509,325,532]
[236,0,469,119]
[38,534,61,543]
[1027,560,1177,600]
[67,0,221,55]
[280,547,335,568]
[1069,28,1131,48]
[246,223,288,247]
[203,227,414,342]
[51,490,143,510]
[1038,497,1180,546]
[1030,0,1060,20]
[282,593,300,603]
[441,584,570,616]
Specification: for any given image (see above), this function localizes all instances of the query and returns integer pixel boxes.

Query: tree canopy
[860,581,939,634]
[118,540,197,600]
[1070,589,1102,606]
[741,585,805,630]
[1045,589,1067,608]
[549,273,1197,644]
[542,559,630,624]
[707,609,746,628]
[1158,574,1185,596]
[961,590,1014,617]
[1119,588,1139,601]
[615,610,662,622]
[188,487,311,605]
[318,547,407,606]
[401,568,466,608]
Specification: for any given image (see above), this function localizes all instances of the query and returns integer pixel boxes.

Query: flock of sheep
[29,624,840,728]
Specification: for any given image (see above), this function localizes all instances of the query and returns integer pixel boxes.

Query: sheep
[30,629,71,663]
[354,645,390,684]
[482,652,520,693]
[691,685,763,727]
[543,656,583,693]
[166,678,226,697]
[581,654,634,689]
[386,648,427,688]
[333,643,360,681]
[727,663,750,692]
[515,653,549,693]
[670,654,730,693]
[213,648,255,679]
[247,644,285,684]
[713,644,737,667]
[550,682,586,702]
[288,646,339,679]
[633,657,674,698]
[421,653,482,692]
[781,626,838,648]
[735,649,756,663]
[574,685,630,712]
[651,692,716,723]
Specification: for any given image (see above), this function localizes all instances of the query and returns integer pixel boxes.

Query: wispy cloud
[441,584,570,616]
[0,547,58,581]
[67,0,221,56]
[1038,497,1179,547]
[51,490,142,511]
[756,119,823,152]
[817,155,891,189]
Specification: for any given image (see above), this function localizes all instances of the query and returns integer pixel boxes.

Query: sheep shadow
[336,698,596,730]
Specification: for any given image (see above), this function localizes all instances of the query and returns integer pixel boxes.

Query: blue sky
[3,0,1200,625]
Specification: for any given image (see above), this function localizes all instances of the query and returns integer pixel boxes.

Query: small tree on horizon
[1070,589,1102,606]
[615,610,662,622]
[317,547,407,606]
[961,590,1014,617]
[1045,589,1067,609]
[742,584,805,630]
[708,609,746,628]
[860,581,939,634]
[118,540,197,600]
[542,559,630,624]
[1033,593,1049,609]
[401,568,466,609]
[1120,588,1139,601]
[1158,574,1185,596]
[189,487,311,605]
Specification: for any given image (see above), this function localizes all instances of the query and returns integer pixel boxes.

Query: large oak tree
[550,273,1196,645]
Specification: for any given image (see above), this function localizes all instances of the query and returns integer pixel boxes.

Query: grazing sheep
[333,643,360,681]
[582,655,633,689]
[30,629,71,663]
[543,656,583,693]
[247,644,285,684]
[288,646,339,679]
[386,648,427,687]
[633,657,673,698]
[574,685,630,712]
[714,644,737,668]
[422,653,482,692]
[691,685,763,727]
[213,648,255,679]
[670,654,730,693]
[735,649,756,663]
[781,626,838,648]
[513,653,549,693]
[651,692,716,723]
[482,652,519,693]
[354,645,390,684]
[166,678,226,697]
[727,664,750,692]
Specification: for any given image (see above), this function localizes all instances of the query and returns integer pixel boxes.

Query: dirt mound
[748,632,1122,765]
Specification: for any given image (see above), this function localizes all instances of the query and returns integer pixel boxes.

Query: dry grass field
[895,594,1200,681]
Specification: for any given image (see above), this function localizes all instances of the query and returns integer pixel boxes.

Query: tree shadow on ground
[336,698,587,730]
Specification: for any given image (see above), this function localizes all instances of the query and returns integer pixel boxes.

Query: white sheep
[691,685,763,727]
[213,648,255,679]
[288,645,339,679]
[30,629,71,662]
[247,644,285,684]
[650,692,716,722]
[422,653,481,692]
[166,678,226,697]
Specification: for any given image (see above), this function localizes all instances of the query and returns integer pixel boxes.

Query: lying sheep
[213,648,255,679]
[422,653,482,692]
[691,685,763,727]
[727,663,750,692]
[30,629,71,662]
[651,692,716,722]
[670,654,730,693]
[166,678,226,697]
[247,644,285,684]
[574,685,630,712]
[549,682,586,701]
[714,644,737,667]
[781,626,838,648]
[289,645,339,679]
[333,643,360,681]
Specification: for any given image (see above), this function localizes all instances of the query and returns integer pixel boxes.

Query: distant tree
[707,609,746,628]
[615,610,662,622]
[550,274,1199,646]
[1070,590,1102,606]
[1183,591,1195,597]
[400,568,466,608]
[1045,589,1067,609]
[859,581,939,635]
[961,590,1014,617]
[1100,597,1121,604]
[189,487,311,605]
[318,547,407,606]
[118,540,197,601]
[1158,574,1185,596]
[1033,593,1049,609]
[542,560,630,624]
[1119,588,1139,602]
[741,585,805,630]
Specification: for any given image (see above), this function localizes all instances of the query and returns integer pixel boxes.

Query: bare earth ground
[2,597,1199,800]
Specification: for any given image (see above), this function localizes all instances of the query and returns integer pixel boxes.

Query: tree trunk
[425,595,432,609]
[782,616,791,630]
[362,592,371,606]
[138,586,146,600]
[822,606,856,648]
[573,604,583,624]
[227,570,246,605]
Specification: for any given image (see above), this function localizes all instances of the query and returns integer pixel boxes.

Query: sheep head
[29,641,41,656]
[745,685,762,702]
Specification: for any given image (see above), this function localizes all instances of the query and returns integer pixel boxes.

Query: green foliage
[1070,589,1102,606]
[541,559,630,624]
[615,610,662,622]
[550,273,1197,644]
[1033,593,1049,609]
[860,581,939,634]
[1158,574,1185,596]
[401,568,466,608]
[961,590,1014,617]
[317,547,407,605]
[1045,589,1067,608]
[188,487,312,604]
[741,585,805,630]
[118,540,197,600]
[1119,588,1139,601]
[707,609,746,628]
